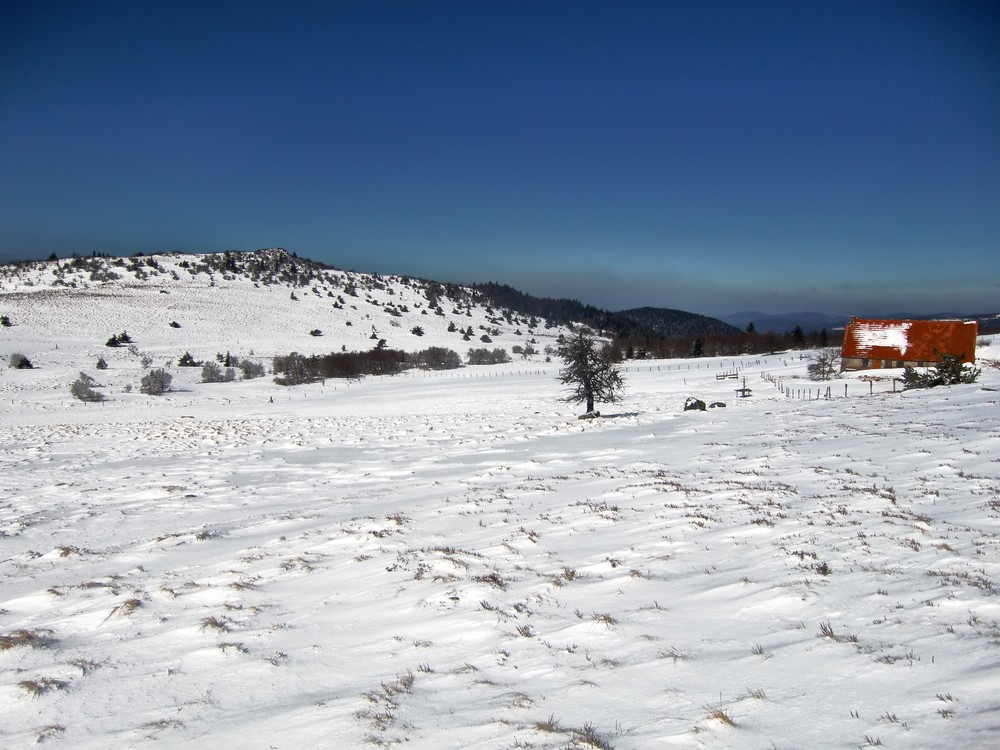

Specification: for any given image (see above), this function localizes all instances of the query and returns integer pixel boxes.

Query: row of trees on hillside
[273,349,408,385]
[615,326,842,360]
[69,368,173,401]
[271,346,519,385]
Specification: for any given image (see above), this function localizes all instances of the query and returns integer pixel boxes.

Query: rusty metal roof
[841,318,978,363]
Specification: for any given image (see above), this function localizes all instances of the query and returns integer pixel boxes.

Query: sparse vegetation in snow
[0,251,997,749]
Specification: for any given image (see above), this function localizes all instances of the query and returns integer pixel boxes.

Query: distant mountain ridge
[466,282,739,340]
[720,311,851,334]
[721,310,999,335]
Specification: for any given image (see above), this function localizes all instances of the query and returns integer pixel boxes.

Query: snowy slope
[2,256,999,749]
[0,250,572,360]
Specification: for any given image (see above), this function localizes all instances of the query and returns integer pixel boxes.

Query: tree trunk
[586,393,594,413]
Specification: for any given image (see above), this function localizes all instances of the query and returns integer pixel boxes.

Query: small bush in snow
[466,348,510,365]
[239,360,266,380]
[9,353,33,369]
[139,368,172,395]
[178,351,201,367]
[273,352,310,386]
[1,315,11,327]
[411,347,461,370]
[903,354,980,390]
[201,361,226,383]
[70,372,105,402]
[105,331,132,348]
[96,357,108,370]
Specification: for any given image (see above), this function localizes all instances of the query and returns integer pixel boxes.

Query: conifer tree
[556,331,625,414]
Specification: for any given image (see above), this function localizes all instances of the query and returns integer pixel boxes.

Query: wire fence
[760,371,903,399]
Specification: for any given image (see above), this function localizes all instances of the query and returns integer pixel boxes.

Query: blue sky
[2,1,997,316]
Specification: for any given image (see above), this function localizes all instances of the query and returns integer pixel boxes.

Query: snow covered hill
[2,251,999,749]
[0,249,575,368]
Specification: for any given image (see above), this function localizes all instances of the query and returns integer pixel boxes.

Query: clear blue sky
[2,1,997,316]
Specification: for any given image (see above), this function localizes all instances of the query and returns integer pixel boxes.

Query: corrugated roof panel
[842,318,978,364]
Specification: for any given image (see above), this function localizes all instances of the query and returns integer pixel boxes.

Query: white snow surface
[849,320,912,355]
[2,255,1000,749]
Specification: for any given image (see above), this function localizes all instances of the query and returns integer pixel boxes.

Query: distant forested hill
[471,283,738,339]
[616,307,741,339]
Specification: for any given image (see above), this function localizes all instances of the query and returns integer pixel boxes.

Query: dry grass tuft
[140,718,185,733]
[35,724,65,742]
[533,714,562,733]
[70,658,102,675]
[0,628,53,651]
[657,646,684,662]
[572,722,615,749]
[113,598,143,617]
[380,670,415,697]
[706,706,737,727]
[200,615,230,632]
[550,566,579,587]
[19,677,67,697]
[473,571,509,590]
[591,612,617,627]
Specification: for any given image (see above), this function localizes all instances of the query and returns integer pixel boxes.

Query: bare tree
[557,331,625,414]
[807,348,841,381]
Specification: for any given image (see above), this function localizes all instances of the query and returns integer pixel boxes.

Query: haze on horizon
[1,1,997,318]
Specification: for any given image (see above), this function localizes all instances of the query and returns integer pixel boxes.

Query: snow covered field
[2,259,999,748]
